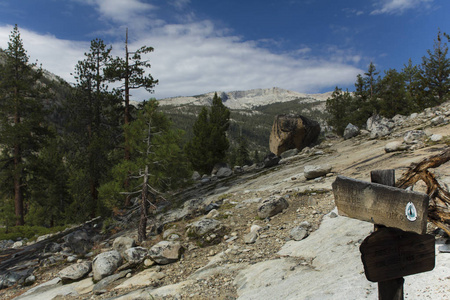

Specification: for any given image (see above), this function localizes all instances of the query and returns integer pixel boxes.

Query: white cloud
[72,0,160,30]
[169,0,191,10]
[0,25,88,83]
[371,0,433,15]
[126,21,363,99]
[0,1,364,101]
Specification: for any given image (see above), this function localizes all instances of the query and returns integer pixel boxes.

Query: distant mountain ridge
[158,87,332,110]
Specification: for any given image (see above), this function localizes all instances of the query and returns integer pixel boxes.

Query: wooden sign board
[332,176,429,234]
[360,227,435,282]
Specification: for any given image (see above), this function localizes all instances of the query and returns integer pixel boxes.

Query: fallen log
[396,147,450,235]
[0,217,101,274]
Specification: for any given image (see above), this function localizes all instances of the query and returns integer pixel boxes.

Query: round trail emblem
[405,202,417,221]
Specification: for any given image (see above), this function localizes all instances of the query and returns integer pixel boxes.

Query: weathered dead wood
[0,217,101,274]
[396,148,450,235]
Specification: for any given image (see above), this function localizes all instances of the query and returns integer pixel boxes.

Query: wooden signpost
[332,170,436,300]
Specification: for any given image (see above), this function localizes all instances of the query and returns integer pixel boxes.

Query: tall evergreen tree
[65,39,122,221]
[0,25,50,225]
[420,30,450,105]
[185,93,230,174]
[402,58,422,110]
[325,87,353,135]
[378,68,411,118]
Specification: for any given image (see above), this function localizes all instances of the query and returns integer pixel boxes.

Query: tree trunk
[14,87,24,226]
[124,28,131,207]
[138,165,149,243]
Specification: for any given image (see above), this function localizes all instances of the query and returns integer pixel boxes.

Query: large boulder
[148,241,183,265]
[257,196,289,219]
[269,114,321,156]
[92,250,123,282]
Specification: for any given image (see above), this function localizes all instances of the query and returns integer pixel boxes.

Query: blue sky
[0,0,448,100]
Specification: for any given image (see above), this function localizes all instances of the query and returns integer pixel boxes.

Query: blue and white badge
[405,202,417,222]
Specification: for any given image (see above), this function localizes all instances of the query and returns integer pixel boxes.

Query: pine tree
[65,38,122,221]
[185,93,230,174]
[0,25,50,225]
[420,30,450,105]
[99,100,189,242]
[236,137,251,167]
[378,69,411,118]
[325,87,353,135]
[105,29,158,156]
[402,58,422,110]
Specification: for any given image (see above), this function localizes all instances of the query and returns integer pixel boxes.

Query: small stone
[438,244,450,253]
[430,134,443,142]
[144,258,155,267]
[250,225,262,233]
[24,275,36,286]
[243,231,258,244]
[290,227,308,241]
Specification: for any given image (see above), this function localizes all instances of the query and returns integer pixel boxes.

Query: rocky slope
[157,87,332,110]
[1,102,450,300]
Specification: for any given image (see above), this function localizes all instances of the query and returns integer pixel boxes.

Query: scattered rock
[290,227,308,241]
[192,171,201,181]
[404,130,427,144]
[257,196,289,219]
[187,219,222,237]
[261,152,281,168]
[243,231,258,244]
[343,123,359,140]
[431,116,445,126]
[92,250,123,282]
[148,241,183,265]
[216,167,233,178]
[123,247,148,264]
[438,244,450,253]
[304,164,332,180]
[269,114,321,156]
[113,237,136,255]
[367,114,394,139]
[63,230,91,255]
[280,148,299,159]
[12,241,24,249]
[24,275,36,286]
[430,134,443,142]
[93,269,131,293]
[114,269,165,290]
[58,261,92,282]
[385,141,409,153]
[211,163,230,176]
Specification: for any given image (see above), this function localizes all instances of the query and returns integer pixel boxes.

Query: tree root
[396,147,450,235]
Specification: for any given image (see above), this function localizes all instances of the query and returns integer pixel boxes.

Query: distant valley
[157,87,332,154]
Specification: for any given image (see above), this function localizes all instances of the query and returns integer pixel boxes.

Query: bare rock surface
[2,100,450,300]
